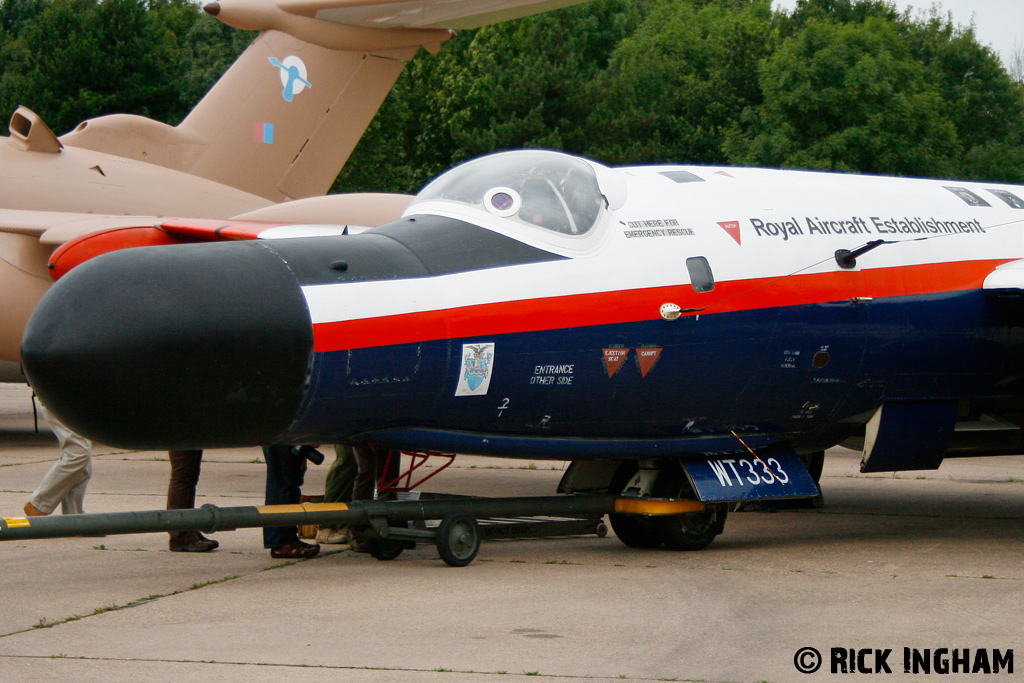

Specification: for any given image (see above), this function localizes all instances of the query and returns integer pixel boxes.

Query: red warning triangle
[717,220,741,246]
[636,348,662,378]
[602,348,630,378]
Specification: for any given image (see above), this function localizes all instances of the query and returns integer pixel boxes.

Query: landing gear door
[682,449,819,503]
[859,400,957,473]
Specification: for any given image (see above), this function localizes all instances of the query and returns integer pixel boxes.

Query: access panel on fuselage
[428,308,782,442]
[739,299,869,438]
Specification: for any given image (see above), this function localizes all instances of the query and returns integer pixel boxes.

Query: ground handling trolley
[0,494,710,566]
[0,449,710,566]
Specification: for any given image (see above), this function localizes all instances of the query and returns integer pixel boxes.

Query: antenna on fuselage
[834,239,888,269]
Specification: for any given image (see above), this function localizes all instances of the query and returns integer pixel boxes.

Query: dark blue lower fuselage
[279,289,1022,460]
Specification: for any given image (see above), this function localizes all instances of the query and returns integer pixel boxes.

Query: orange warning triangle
[636,348,662,378]
[602,348,630,378]
[717,220,741,245]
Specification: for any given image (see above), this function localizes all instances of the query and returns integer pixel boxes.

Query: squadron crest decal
[269,56,311,102]
[456,343,495,396]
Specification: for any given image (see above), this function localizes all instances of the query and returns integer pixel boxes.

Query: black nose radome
[22,241,313,450]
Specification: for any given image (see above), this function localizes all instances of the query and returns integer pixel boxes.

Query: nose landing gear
[608,461,728,551]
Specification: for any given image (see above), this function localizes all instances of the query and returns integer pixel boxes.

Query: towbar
[0,495,632,541]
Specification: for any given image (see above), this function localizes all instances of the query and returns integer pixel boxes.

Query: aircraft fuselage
[22,151,1024,470]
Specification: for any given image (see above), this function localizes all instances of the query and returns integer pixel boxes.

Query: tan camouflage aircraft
[0,0,585,382]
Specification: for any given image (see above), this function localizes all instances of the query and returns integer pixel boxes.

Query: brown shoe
[169,532,219,552]
[270,540,320,559]
[23,501,47,517]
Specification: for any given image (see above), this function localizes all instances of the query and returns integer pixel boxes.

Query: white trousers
[30,405,93,515]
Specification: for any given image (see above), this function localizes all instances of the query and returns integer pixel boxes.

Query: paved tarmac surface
[0,383,1022,682]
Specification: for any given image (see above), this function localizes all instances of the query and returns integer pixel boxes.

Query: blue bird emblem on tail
[269,56,311,102]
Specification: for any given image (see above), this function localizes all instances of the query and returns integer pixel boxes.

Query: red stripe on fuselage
[311,259,1010,353]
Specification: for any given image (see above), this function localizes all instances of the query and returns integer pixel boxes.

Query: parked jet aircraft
[0,0,583,382]
[25,148,1024,550]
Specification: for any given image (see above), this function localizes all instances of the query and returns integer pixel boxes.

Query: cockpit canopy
[409,150,609,238]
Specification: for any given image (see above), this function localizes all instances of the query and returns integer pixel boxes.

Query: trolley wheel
[435,513,481,567]
[595,521,609,538]
[365,537,406,561]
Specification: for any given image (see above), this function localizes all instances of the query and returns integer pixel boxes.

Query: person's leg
[324,445,357,503]
[318,445,358,544]
[167,450,218,551]
[264,445,297,548]
[59,454,92,515]
[168,450,202,511]
[352,444,377,502]
[263,445,318,557]
[27,407,92,515]
[349,445,399,552]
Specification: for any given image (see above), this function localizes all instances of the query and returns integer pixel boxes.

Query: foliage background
[0,0,1020,192]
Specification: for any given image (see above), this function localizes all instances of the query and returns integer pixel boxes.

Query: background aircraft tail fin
[179,31,420,201]
[60,0,595,201]
[61,31,416,202]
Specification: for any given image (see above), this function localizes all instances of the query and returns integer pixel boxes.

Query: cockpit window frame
[407,150,623,256]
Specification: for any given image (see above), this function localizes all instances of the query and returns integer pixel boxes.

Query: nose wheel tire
[652,460,727,551]
[436,513,481,567]
[654,504,727,550]
[608,460,727,551]
[608,513,663,548]
[607,462,663,548]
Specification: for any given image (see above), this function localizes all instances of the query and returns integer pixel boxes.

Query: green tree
[332,31,480,194]
[0,0,248,135]
[333,0,1024,190]
[752,0,1024,180]
[443,0,644,157]
[781,0,901,31]
[171,7,255,121]
[584,0,775,165]
[725,16,961,176]
[334,0,645,193]
[0,0,48,35]
[904,9,1024,180]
